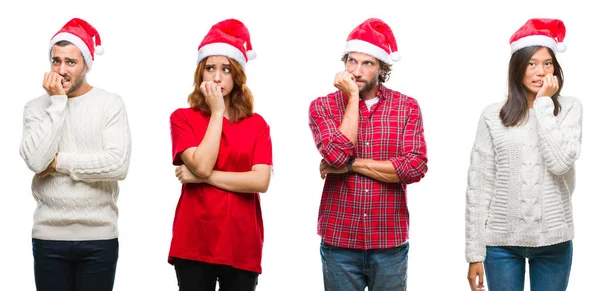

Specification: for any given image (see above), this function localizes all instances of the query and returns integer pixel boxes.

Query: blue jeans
[320,240,409,291]
[32,238,119,291]
[484,240,572,291]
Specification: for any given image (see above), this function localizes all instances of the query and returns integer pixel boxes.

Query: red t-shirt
[168,108,272,274]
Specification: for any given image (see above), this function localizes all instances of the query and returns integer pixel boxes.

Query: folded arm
[19,95,68,173]
[55,96,131,182]
[309,97,357,168]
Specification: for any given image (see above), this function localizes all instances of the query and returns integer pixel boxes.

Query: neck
[67,82,93,98]
[360,86,379,101]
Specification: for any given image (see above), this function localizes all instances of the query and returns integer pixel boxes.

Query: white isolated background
[0,0,598,290]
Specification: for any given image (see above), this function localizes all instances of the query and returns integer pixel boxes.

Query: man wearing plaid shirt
[309,18,428,290]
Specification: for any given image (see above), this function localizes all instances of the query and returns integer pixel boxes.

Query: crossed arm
[312,97,427,184]
[20,95,131,182]
[172,110,272,194]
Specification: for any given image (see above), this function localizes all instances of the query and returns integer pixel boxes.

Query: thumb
[478,269,485,288]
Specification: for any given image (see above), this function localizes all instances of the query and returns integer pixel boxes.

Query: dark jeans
[172,257,258,291]
[32,238,119,291]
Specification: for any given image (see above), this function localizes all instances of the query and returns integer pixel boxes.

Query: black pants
[173,258,258,291]
[32,238,119,291]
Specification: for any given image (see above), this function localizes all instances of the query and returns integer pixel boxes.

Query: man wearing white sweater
[19,18,131,291]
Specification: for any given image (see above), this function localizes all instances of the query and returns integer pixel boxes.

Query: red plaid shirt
[309,85,428,250]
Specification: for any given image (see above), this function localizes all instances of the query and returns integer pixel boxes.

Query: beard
[64,70,86,96]
[359,76,379,95]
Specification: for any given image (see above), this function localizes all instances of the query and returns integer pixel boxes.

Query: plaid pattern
[309,85,428,249]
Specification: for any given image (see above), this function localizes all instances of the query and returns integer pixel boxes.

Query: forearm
[206,166,271,193]
[338,97,359,144]
[19,96,68,173]
[353,158,400,183]
[55,148,131,182]
[533,97,582,175]
[189,113,223,177]
[55,102,132,182]
[465,147,495,263]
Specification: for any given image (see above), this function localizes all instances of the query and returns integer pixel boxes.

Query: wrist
[347,157,355,173]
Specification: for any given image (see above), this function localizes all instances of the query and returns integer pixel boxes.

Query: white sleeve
[19,95,68,173]
[533,97,582,175]
[55,96,131,182]
[465,110,496,263]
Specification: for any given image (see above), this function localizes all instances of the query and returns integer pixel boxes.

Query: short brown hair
[188,57,254,123]
[341,54,392,83]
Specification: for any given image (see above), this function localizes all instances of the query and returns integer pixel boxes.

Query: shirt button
[363,214,367,217]
[365,189,369,193]
[366,142,370,146]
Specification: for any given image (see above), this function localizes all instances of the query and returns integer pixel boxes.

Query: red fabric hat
[197,19,256,69]
[510,18,566,54]
[343,18,400,64]
[49,18,104,70]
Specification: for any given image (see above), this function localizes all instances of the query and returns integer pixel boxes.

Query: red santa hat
[343,18,400,64]
[196,19,256,69]
[49,18,104,70]
[509,18,566,54]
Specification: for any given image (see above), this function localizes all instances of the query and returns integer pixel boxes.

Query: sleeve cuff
[55,152,74,174]
[533,97,554,113]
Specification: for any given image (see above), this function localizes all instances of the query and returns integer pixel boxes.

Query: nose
[536,64,547,75]
[351,63,362,78]
[213,71,221,83]
[58,63,67,75]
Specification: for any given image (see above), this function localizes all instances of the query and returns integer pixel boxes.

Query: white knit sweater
[465,96,582,263]
[20,87,131,241]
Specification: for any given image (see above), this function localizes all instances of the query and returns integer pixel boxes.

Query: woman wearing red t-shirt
[168,19,272,291]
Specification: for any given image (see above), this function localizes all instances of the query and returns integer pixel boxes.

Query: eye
[51,59,59,65]
[544,61,553,67]
[205,66,214,72]
[348,58,357,63]
[528,62,535,67]
[223,67,231,73]
[68,60,76,65]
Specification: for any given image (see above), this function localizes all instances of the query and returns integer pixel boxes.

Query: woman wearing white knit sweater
[465,18,582,291]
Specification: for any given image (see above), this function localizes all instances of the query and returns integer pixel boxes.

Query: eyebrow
[51,57,78,62]
[530,58,553,62]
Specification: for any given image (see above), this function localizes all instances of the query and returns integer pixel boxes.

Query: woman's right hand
[200,81,225,115]
[467,262,486,291]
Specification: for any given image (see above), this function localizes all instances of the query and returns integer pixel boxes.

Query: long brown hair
[188,57,254,123]
[500,46,563,127]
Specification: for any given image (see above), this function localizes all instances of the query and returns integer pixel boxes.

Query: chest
[193,117,259,170]
[59,103,106,151]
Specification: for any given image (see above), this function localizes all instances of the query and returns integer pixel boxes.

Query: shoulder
[382,86,420,109]
[309,91,340,111]
[481,102,504,119]
[245,113,270,131]
[24,94,51,109]
[558,95,582,109]
[170,107,205,122]
[90,87,127,109]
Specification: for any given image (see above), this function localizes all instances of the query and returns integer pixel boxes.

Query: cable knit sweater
[465,96,582,263]
[20,87,131,241]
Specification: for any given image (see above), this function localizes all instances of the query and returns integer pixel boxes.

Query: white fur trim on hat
[197,42,247,68]
[510,34,562,54]
[49,32,94,70]
[344,39,392,64]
